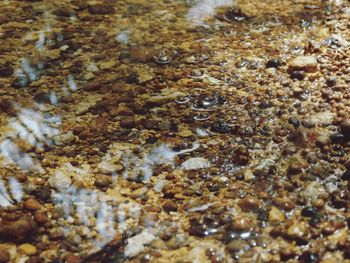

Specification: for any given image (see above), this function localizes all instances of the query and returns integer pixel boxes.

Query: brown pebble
[231,216,252,231]
[120,118,136,129]
[88,4,115,14]
[238,196,260,211]
[162,200,178,212]
[24,199,41,211]
[34,212,48,225]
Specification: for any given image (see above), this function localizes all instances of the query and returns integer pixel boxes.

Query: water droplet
[154,49,174,64]
[193,113,210,121]
[175,96,190,104]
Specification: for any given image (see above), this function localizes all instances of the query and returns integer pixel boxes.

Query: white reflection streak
[0,179,13,207]
[68,75,77,91]
[0,138,35,170]
[187,0,233,26]
[8,177,23,202]
[21,58,38,82]
[0,177,23,207]
[36,31,46,51]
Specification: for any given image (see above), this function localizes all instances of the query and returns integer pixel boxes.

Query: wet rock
[18,243,37,256]
[0,216,38,243]
[124,230,156,258]
[0,62,13,77]
[88,4,115,15]
[288,117,300,128]
[211,121,231,133]
[231,216,252,231]
[24,199,41,211]
[266,58,282,68]
[268,206,285,224]
[181,157,210,171]
[162,200,178,212]
[129,47,154,63]
[288,56,318,73]
[238,196,260,212]
[0,98,15,115]
[54,7,75,17]
[34,92,56,104]
[326,76,337,87]
[301,206,318,217]
[287,221,308,241]
[0,249,10,263]
[94,175,111,188]
[131,186,148,199]
[34,212,48,225]
[120,118,136,129]
[226,239,249,253]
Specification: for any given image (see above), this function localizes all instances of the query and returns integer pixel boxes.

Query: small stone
[129,47,154,63]
[269,206,285,224]
[266,58,282,68]
[238,196,260,212]
[24,199,41,211]
[54,7,75,17]
[120,118,136,129]
[162,200,178,212]
[88,4,115,14]
[0,62,13,77]
[231,216,252,231]
[18,243,37,256]
[181,157,210,170]
[131,186,148,199]
[0,248,10,263]
[316,135,332,147]
[34,212,48,225]
[288,56,318,73]
[287,222,308,240]
[94,175,111,188]
[124,230,156,258]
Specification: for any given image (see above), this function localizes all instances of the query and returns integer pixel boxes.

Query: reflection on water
[0,0,348,262]
[187,0,234,26]
[0,177,23,207]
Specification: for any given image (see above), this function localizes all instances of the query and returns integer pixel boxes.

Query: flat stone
[180,157,210,170]
[124,230,156,258]
[288,56,318,73]
[18,243,37,256]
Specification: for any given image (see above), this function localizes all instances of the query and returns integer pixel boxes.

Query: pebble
[120,118,136,129]
[238,196,260,211]
[0,62,13,77]
[287,221,308,240]
[288,56,318,73]
[268,206,285,224]
[94,175,111,188]
[180,157,210,170]
[24,198,41,211]
[88,4,115,14]
[162,200,178,212]
[54,7,75,17]
[231,216,252,231]
[131,186,148,199]
[266,58,282,68]
[34,212,48,225]
[18,243,37,256]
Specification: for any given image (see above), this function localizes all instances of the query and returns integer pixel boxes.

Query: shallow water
[0,0,350,262]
